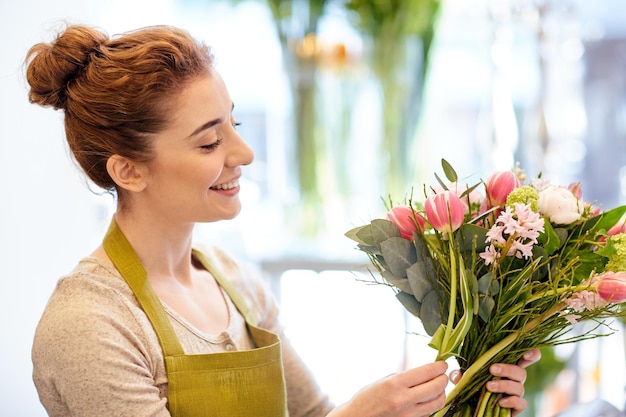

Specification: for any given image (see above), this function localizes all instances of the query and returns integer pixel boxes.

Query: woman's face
[137,71,254,224]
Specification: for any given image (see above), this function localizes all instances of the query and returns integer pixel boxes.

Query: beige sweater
[32,246,334,417]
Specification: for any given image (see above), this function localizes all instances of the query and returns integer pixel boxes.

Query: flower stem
[439,235,458,360]
[433,301,566,417]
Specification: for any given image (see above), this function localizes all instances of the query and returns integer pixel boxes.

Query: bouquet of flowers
[345,160,626,417]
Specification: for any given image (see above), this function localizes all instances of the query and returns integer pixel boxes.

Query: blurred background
[1,0,625,416]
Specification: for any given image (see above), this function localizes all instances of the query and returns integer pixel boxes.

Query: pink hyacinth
[424,191,465,234]
[486,171,521,207]
[387,205,425,240]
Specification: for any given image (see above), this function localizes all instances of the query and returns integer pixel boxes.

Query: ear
[106,154,148,193]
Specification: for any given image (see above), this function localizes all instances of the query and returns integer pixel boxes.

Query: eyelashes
[200,138,223,151]
[199,121,241,151]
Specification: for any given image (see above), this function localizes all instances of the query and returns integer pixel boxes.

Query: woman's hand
[450,349,542,417]
[330,361,449,417]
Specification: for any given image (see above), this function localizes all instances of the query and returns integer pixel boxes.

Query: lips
[210,179,240,190]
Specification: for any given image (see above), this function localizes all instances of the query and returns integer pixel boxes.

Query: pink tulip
[424,191,465,234]
[387,205,425,240]
[568,182,583,199]
[486,171,521,207]
[608,218,626,236]
[597,271,626,303]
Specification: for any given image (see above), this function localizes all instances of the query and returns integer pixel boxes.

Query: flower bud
[425,191,465,234]
[387,205,425,240]
[486,171,521,207]
[597,271,626,303]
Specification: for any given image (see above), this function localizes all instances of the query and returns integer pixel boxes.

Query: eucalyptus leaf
[412,234,438,278]
[380,237,417,278]
[396,291,421,317]
[477,272,499,296]
[348,224,375,246]
[381,269,413,294]
[371,219,401,246]
[458,224,488,252]
[421,290,443,336]
[478,295,495,322]
[406,259,436,302]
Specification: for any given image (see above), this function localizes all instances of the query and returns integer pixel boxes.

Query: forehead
[168,72,231,120]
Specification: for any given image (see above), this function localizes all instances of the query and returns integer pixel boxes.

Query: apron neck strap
[192,250,258,327]
[103,219,184,356]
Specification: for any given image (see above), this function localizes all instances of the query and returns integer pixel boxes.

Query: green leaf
[458,224,488,252]
[406,261,435,302]
[441,158,458,183]
[396,291,421,317]
[538,221,561,255]
[380,237,417,278]
[478,295,495,322]
[573,251,608,282]
[346,224,373,246]
[477,272,499,296]
[371,219,401,246]
[413,233,438,275]
[421,290,443,336]
[428,324,446,351]
[381,269,413,294]
[579,205,626,235]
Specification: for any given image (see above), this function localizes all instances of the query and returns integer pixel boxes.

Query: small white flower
[538,186,583,225]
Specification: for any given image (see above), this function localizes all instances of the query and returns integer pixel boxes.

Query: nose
[225,126,254,167]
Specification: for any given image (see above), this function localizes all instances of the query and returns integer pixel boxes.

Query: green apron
[103,220,288,417]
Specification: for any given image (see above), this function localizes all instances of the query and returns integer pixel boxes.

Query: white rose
[538,186,582,225]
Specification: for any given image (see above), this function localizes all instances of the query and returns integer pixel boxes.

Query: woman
[25,24,539,417]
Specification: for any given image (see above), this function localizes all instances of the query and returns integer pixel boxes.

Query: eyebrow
[186,103,236,139]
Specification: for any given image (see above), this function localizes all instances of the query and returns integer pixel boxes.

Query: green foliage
[346,159,626,417]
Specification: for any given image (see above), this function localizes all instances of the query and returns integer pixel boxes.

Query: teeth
[212,180,239,190]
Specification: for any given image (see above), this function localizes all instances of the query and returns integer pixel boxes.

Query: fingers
[489,363,527,385]
[497,395,528,417]
[517,348,541,369]
[486,350,540,416]
[401,361,449,388]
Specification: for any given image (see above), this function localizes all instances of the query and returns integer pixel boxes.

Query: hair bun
[25,25,109,110]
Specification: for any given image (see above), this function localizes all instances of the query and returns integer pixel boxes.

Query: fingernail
[487,381,499,390]
[491,365,502,375]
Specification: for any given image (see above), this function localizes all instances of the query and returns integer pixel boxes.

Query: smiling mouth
[210,179,240,190]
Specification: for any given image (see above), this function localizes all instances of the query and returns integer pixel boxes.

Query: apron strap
[103,219,185,356]
[192,250,258,327]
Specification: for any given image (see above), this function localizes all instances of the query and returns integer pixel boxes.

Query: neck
[112,209,196,286]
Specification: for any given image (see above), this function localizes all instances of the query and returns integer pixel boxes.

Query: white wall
[0,2,112,416]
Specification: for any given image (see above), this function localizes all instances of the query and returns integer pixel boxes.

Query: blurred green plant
[224,0,441,235]
[522,346,568,416]
[344,0,441,198]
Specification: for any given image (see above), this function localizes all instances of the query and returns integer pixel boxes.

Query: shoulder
[32,257,169,416]
[33,257,161,372]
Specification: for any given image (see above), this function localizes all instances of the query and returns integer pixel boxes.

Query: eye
[200,138,223,152]
[233,121,241,130]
